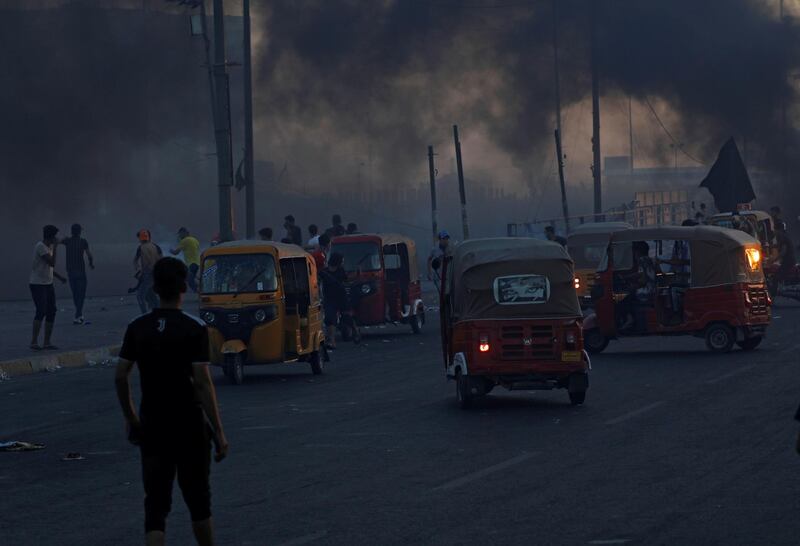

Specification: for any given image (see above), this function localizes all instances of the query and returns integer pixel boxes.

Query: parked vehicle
[567,222,632,307]
[199,241,326,384]
[436,238,589,408]
[584,226,770,354]
[329,233,425,335]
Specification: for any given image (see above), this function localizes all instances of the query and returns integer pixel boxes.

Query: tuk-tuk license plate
[561,351,582,362]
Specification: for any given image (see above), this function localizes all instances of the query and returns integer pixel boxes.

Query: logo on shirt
[157,318,166,333]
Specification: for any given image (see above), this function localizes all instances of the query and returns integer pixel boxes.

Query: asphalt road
[3,302,800,545]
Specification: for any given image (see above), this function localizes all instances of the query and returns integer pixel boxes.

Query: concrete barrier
[0,345,121,379]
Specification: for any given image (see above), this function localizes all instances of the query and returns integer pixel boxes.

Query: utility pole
[243,0,255,239]
[552,0,570,233]
[453,125,470,240]
[555,129,570,232]
[198,2,216,125]
[781,0,789,192]
[590,0,602,217]
[428,146,438,243]
[212,0,234,241]
[628,95,634,172]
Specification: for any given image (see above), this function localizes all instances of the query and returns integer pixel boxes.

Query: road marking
[705,365,755,385]
[275,530,328,546]
[85,451,119,456]
[604,402,664,425]
[431,452,534,492]
[589,540,631,545]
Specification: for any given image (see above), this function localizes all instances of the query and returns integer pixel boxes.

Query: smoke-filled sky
[1,0,799,297]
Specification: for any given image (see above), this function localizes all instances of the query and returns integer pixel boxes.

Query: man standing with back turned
[115,257,228,546]
[61,223,94,324]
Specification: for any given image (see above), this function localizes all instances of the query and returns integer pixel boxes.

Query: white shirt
[307,235,320,248]
[30,241,54,285]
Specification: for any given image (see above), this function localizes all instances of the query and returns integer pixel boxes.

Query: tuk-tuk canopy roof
[710,210,772,222]
[567,222,632,246]
[451,238,581,320]
[607,226,763,286]
[202,240,310,260]
[608,225,758,247]
[332,233,419,280]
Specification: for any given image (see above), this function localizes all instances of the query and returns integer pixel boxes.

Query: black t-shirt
[119,309,209,437]
[320,268,348,309]
[61,236,89,274]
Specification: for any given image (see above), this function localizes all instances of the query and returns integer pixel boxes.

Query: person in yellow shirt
[171,227,201,292]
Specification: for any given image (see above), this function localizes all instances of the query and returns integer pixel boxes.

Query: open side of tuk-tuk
[438,238,589,409]
[199,241,326,385]
[567,222,632,308]
[330,233,425,334]
[583,226,770,354]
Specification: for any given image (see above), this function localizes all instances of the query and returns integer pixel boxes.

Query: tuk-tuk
[438,238,589,408]
[709,210,777,264]
[567,222,632,307]
[199,241,325,384]
[329,233,425,334]
[584,226,770,354]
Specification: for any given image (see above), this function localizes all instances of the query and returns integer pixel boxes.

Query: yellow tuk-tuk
[567,222,632,307]
[199,241,325,384]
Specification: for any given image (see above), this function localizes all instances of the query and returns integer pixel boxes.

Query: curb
[0,345,121,380]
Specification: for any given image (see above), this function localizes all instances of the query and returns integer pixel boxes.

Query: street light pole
[243,0,255,239]
[212,0,234,242]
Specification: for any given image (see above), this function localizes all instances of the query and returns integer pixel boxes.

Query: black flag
[699,137,755,213]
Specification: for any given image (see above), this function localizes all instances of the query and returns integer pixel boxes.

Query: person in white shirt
[307,224,320,248]
[30,225,66,350]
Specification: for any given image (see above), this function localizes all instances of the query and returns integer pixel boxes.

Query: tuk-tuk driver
[619,241,656,331]
[427,231,451,283]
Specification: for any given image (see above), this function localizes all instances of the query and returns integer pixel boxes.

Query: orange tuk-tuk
[584,226,770,354]
[437,238,589,408]
[567,222,632,307]
[329,233,426,334]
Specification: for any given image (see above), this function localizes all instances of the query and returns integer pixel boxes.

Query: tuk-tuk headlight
[745,248,761,271]
[360,283,372,295]
[565,332,577,344]
[254,309,267,322]
[201,311,215,324]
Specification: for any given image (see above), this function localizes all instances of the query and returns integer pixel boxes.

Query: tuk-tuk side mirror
[432,257,442,271]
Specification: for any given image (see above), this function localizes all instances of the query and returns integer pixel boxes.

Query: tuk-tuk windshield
[201,253,278,294]
[571,243,608,269]
[331,242,381,272]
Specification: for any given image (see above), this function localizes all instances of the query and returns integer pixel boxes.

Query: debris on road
[61,452,85,461]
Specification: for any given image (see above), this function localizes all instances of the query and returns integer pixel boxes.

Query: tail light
[574,277,581,289]
[479,334,490,353]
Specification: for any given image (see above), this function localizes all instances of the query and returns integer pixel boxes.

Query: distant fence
[507,201,693,237]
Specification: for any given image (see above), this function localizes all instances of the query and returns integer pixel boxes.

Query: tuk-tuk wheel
[704,323,735,353]
[569,390,586,406]
[410,311,424,334]
[455,371,473,409]
[309,351,324,375]
[224,353,244,385]
[736,336,762,351]
[584,329,609,354]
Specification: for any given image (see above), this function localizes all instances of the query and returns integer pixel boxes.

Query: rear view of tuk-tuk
[442,239,589,408]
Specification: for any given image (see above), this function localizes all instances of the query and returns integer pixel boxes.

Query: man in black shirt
[60,223,94,324]
[115,257,228,546]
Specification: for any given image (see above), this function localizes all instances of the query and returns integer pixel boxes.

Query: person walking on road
[319,252,348,350]
[30,225,67,350]
[115,257,228,546]
[134,230,162,314]
[170,227,201,293]
[61,223,95,324]
[427,230,451,284]
[311,233,331,273]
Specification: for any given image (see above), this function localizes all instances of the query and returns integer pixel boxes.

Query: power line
[642,97,705,166]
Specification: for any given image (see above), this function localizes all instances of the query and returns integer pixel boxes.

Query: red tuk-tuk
[329,233,425,334]
[584,226,770,354]
[437,238,589,408]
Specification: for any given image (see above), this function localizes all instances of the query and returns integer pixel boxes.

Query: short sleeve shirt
[119,309,210,437]
[178,236,201,266]
[30,241,53,285]
[62,236,89,274]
